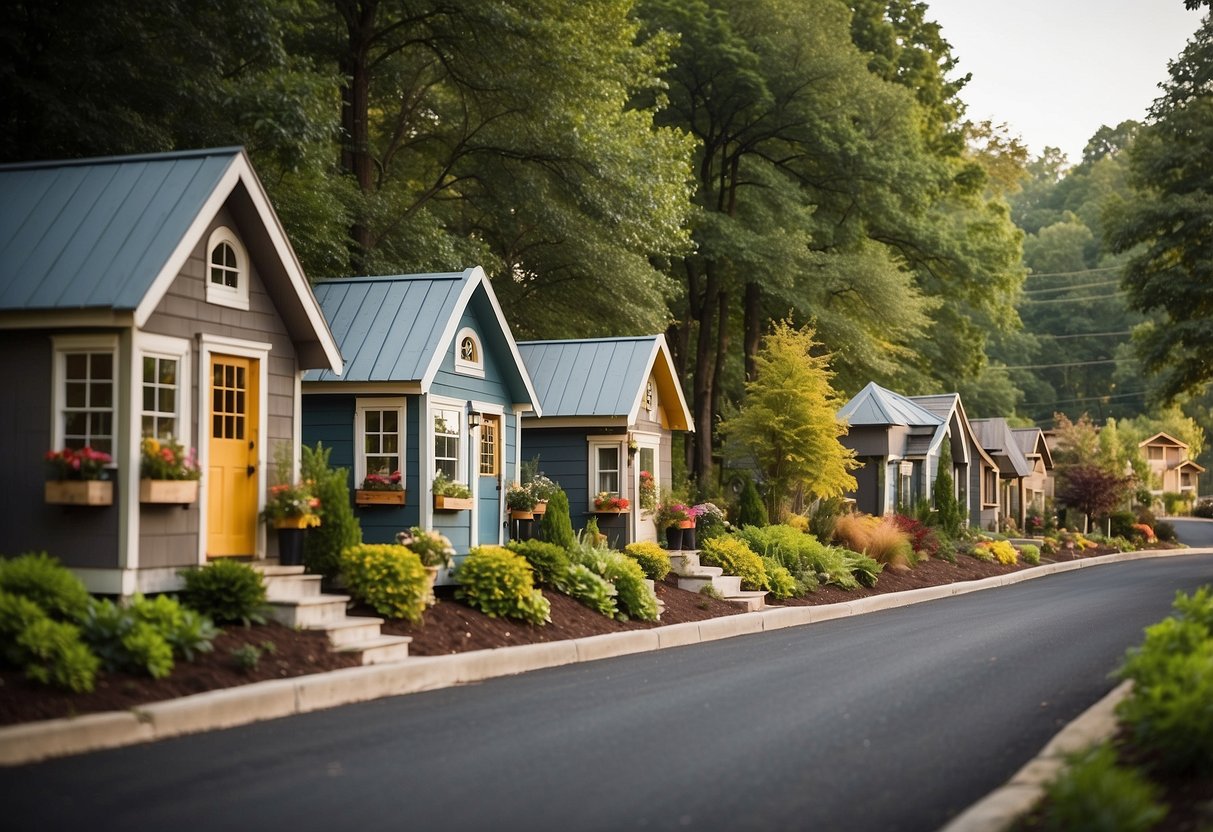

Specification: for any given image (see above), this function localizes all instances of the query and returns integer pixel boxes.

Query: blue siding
[520,427,591,526]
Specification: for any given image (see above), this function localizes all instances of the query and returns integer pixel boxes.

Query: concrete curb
[1,547,1202,767]
[938,680,1133,832]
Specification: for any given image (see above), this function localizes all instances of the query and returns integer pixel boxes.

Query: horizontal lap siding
[520,427,590,523]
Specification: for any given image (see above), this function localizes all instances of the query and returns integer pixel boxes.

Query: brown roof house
[0,148,342,595]
[1139,432,1204,510]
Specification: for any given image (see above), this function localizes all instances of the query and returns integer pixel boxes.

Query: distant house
[836,383,997,526]
[970,418,1033,532]
[518,335,693,548]
[301,269,540,578]
[1011,427,1054,530]
[1138,432,1204,509]
[0,148,343,594]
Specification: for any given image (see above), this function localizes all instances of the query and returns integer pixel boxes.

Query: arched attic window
[205,226,250,311]
[454,327,485,378]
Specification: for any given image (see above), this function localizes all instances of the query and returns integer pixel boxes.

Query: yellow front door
[207,355,259,557]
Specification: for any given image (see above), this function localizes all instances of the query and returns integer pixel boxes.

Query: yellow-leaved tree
[721,321,858,520]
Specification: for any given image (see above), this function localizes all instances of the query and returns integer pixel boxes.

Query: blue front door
[478,414,503,545]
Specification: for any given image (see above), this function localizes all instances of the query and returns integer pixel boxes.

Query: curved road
[3,554,1211,832]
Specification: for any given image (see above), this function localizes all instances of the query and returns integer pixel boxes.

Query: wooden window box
[355,489,406,506]
[139,479,199,505]
[434,495,473,511]
[45,480,113,506]
[509,510,535,521]
[592,508,628,515]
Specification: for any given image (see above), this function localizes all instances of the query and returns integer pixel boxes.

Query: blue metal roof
[838,382,942,428]
[0,148,240,312]
[517,335,693,429]
[971,418,1033,478]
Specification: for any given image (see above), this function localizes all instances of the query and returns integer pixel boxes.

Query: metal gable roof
[838,382,942,428]
[517,335,693,429]
[971,418,1033,478]
[0,149,237,312]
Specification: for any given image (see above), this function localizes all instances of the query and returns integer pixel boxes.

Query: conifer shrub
[340,543,429,622]
[456,546,550,625]
[1037,744,1166,832]
[537,488,575,550]
[932,442,962,538]
[737,478,768,528]
[179,559,269,626]
[700,536,768,591]
[302,442,362,580]
[622,541,671,581]
[506,540,571,587]
[0,551,92,621]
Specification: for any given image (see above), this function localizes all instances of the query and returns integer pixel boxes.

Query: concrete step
[267,594,351,628]
[677,574,741,596]
[310,615,386,648]
[264,573,324,600]
[252,562,306,577]
[723,590,767,612]
[676,565,723,579]
[335,634,413,665]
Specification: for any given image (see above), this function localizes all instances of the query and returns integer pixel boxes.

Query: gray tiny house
[0,148,342,595]
[518,335,693,548]
[301,268,540,580]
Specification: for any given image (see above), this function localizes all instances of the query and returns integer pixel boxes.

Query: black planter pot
[277,527,306,566]
[681,526,697,551]
[665,525,683,551]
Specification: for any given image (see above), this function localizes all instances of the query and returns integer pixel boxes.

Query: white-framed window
[52,334,118,454]
[433,405,463,481]
[454,327,485,378]
[356,398,406,485]
[983,467,999,506]
[589,438,624,496]
[138,334,191,445]
[205,226,250,311]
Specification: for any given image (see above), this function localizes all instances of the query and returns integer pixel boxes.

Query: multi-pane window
[479,415,500,476]
[363,408,401,477]
[596,445,620,495]
[142,356,179,439]
[434,408,462,481]
[206,227,249,310]
[210,242,239,289]
[454,328,484,377]
[63,351,114,453]
[211,360,247,440]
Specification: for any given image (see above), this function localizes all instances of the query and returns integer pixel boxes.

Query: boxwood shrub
[700,536,768,591]
[340,543,429,622]
[456,546,550,625]
[622,541,671,581]
[180,559,268,626]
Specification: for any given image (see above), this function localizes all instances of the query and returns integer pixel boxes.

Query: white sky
[925,0,1205,162]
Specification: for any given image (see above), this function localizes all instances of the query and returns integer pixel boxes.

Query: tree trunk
[708,286,729,491]
[337,0,378,271]
[744,280,762,381]
[691,262,721,493]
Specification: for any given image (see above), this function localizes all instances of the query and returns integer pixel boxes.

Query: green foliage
[932,442,962,538]
[1117,588,1213,774]
[842,551,883,588]
[1153,521,1177,542]
[737,523,864,591]
[1019,544,1041,566]
[557,563,619,619]
[15,616,100,693]
[0,551,92,621]
[230,641,276,674]
[622,542,672,581]
[456,546,551,626]
[1038,744,1167,832]
[700,537,768,592]
[506,540,571,588]
[599,553,658,622]
[78,598,174,679]
[720,321,857,518]
[761,557,798,600]
[179,560,268,627]
[340,544,428,622]
[537,488,575,551]
[737,479,768,529]
[302,443,361,580]
[807,496,844,544]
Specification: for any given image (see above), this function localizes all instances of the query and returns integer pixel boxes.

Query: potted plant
[396,526,455,605]
[138,437,200,504]
[432,471,473,510]
[260,480,321,566]
[526,473,558,516]
[355,470,405,506]
[506,482,537,520]
[44,446,113,506]
[654,498,691,550]
[593,492,630,513]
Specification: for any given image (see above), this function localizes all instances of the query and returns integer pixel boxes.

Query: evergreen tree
[537,488,575,551]
[302,443,361,580]
[932,441,961,538]
[737,478,768,528]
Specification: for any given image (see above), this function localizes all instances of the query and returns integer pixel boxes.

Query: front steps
[256,563,412,665]
[668,550,768,611]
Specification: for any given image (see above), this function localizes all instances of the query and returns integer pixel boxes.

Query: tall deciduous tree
[720,321,857,520]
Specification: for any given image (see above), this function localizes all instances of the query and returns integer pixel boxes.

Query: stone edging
[0,547,1203,767]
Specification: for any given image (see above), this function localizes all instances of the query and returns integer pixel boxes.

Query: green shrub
[507,540,571,587]
[1038,744,1166,832]
[340,543,428,622]
[600,552,658,621]
[557,563,618,618]
[78,598,175,679]
[14,615,99,693]
[1153,520,1177,543]
[1173,585,1213,632]
[934,538,957,563]
[456,546,550,625]
[1108,510,1137,540]
[1019,544,1041,566]
[537,488,575,550]
[622,541,671,581]
[808,496,844,545]
[737,524,861,591]
[179,560,268,626]
[302,442,362,580]
[737,478,768,527]
[841,550,882,588]
[700,536,768,591]
[230,641,276,673]
[0,551,92,621]
[0,590,47,660]
[130,593,217,661]
[762,557,798,600]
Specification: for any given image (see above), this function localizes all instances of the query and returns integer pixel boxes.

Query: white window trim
[588,436,626,499]
[205,226,250,311]
[51,333,120,452]
[429,395,468,487]
[453,327,485,378]
[135,333,192,449]
[354,397,407,488]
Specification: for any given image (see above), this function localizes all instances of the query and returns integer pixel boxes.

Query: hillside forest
[4,0,1213,495]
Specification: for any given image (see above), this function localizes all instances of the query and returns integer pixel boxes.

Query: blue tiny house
[301,268,540,580]
[518,335,693,548]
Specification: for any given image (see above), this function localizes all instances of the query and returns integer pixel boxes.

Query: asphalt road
[3,555,1211,832]
[1169,515,1213,548]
